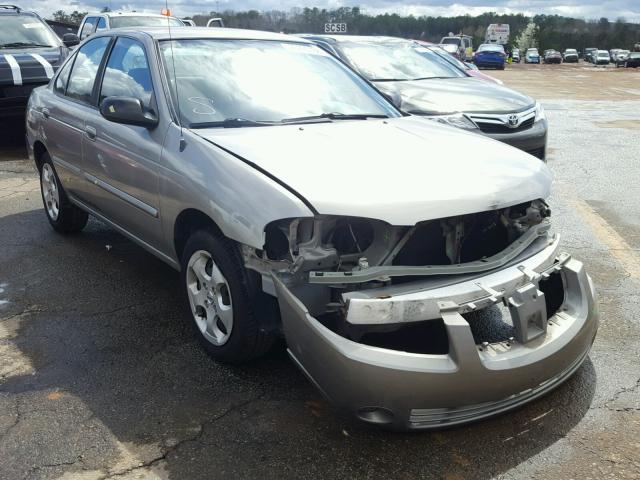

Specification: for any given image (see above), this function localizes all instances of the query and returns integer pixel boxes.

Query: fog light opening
[357,406,395,425]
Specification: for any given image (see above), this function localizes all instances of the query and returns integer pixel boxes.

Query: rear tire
[181,229,275,363]
[39,153,88,234]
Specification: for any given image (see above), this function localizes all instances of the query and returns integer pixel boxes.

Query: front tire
[39,153,88,233]
[181,229,275,363]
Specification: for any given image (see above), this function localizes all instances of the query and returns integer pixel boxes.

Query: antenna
[164,0,185,151]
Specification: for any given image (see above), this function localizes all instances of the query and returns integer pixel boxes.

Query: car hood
[467,69,502,84]
[194,116,551,226]
[374,77,533,115]
[0,47,65,86]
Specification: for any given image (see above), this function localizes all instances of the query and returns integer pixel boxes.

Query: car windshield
[0,14,59,48]
[566,49,577,54]
[429,46,469,70]
[159,39,399,128]
[339,40,466,81]
[527,49,538,54]
[598,52,609,57]
[110,16,183,28]
[629,53,640,58]
[441,38,461,45]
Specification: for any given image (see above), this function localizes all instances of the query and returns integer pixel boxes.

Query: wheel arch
[33,141,48,172]
[173,208,225,262]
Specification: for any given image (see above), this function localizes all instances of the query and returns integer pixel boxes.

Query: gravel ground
[0,64,639,479]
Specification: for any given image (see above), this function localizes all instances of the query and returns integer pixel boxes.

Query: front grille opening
[477,117,535,134]
[464,303,515,344]
[392,211,511,268]
[539,270,565,319]
[317,314,449,354]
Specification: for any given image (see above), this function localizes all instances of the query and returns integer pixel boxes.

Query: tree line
[50,7,640,51]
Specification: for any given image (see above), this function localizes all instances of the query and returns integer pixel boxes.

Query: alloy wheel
[186,250,234,346]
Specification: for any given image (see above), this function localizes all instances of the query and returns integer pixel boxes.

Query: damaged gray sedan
[26,27,598,430]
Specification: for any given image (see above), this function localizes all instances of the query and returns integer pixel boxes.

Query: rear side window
[54,56,74,94]
[80,17,98,39]
[66,37,110,105]
[100,37,154,108]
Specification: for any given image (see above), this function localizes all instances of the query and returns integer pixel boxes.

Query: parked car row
[2,3,599,431]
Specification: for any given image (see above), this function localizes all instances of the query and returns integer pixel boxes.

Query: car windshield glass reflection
[160,39,398,128]
[0,15,59,48]
[339,40,467,81]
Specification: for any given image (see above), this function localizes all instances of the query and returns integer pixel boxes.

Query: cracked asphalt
[1,64,639,479]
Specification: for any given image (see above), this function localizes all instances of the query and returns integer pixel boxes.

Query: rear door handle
[85,126,97,141]
[41,108,50,119]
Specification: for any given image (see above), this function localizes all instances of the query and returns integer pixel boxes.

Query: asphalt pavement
[1,65,639,479]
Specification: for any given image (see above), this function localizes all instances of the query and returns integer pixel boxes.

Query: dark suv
[0,4,74,119]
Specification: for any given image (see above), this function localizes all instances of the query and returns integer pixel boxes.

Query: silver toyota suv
[26,27,598,430]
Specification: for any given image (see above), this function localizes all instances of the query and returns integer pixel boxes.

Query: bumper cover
[484,119,547,160]
[274,242,598,430]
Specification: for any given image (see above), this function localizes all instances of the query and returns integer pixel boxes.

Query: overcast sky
[22,0,640,22]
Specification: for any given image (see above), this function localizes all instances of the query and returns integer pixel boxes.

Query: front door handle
[85,126,97,141]
[41,108,50,119]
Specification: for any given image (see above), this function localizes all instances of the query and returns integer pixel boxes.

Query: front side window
[0,14,60,48]
[66,36,110,104]
[160,39,399,127]
[80,17,98,39]
[100,37,153,108]
[54,55,74,94]
[340,40,467,81]
[96,17,107,31]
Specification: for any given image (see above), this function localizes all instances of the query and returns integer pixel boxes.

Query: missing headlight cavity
[328,217,374,255]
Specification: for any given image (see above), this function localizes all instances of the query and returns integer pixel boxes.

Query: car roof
[92,26,311,43]
[297,34,407,44]
[85,11,172,18]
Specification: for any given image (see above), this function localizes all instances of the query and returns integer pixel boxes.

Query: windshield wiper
[0,42,52,48]
[188,118,279,129]
[281,112,389,123]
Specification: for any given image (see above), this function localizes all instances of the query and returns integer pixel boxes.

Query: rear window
[110,16,183,28]
[478,44,504,53]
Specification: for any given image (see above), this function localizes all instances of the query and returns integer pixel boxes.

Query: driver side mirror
[100,96,158,128]
[62,33,79,47]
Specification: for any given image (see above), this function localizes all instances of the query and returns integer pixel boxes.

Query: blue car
[473,43,506,69]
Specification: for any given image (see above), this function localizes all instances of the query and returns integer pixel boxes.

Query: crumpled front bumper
[273,239,598,430]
